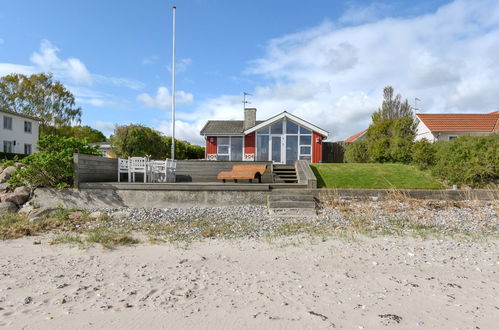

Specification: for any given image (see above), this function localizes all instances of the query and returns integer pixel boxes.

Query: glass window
[286,120,298,134]
[300,126,311,134]
[230,137,243,161]
[218,155,229,161]
[3,116,12,130]
[218,145,229,154]
[286,136,298,164]
[270,121,283,134]
[299,155,311,162]
[218,137,229,145]
[256,135,269,161]
[300,146,311,155]
[24,121,32,133]
[300,135,311,145]
[448,136,458,140]
[24,144,32,155]
[3,141,13,153]
[257,127,269,135]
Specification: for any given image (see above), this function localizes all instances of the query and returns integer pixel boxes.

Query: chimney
[244,108,257,130]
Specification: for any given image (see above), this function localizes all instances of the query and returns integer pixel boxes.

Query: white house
[0,108,41,155]
[415,111,499,142]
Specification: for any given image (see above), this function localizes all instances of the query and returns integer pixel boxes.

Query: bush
[8,135,100,188]
[412,139,436,169]
[344,141,369,163]
[431,135,498,187]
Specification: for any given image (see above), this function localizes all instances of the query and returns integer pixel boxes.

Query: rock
[30,217,43,223]
[29,206,57,218]
[0,182,10,193]
[89,211,103,219]
[33,240,41,245]
[14,186,30,195]
[1,192,30,206]
[18,202,35,215]
[68,211,83,220]
[111,211,130,221]
[24,296,32,304]
[0,166,16,183]
[0,202,18,214]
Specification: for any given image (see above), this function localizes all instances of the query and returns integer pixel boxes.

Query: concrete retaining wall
[73,154,273,186]
[295,160,317,188]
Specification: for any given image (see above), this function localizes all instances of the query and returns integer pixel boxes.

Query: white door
[270,135,285,164]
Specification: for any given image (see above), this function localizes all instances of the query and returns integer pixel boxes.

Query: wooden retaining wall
[73,154,118,187]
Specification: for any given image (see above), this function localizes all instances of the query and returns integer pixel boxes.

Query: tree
[109,124,167,159]
[0,73,82,126]
[364,86,417,163]
[41,125,106,143]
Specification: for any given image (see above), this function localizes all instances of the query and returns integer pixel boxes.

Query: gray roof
[0,108,42,121]
[200,120,264,135]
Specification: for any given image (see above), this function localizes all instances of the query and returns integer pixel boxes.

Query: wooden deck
[79,182,308,191]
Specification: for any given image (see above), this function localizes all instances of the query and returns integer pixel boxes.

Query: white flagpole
[171,5,176,160]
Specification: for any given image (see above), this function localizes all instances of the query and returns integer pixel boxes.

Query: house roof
[344,129,367,142]
[416,111,499,132]
[200,120,264,135]
[243,111,329,137]
[0,108,42,122]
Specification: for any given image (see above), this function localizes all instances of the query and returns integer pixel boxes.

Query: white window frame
[217,135,244,161]
[24,120,32,133]
[3,116,13,130]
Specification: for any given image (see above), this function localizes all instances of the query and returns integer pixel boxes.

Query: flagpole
[171,5,176,160]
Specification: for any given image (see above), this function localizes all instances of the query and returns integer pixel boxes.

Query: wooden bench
[217,165,267,183]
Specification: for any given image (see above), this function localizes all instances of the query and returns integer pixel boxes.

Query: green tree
[0,73,82,126]
[163,137,205,160]
[41,125,106,143]
[364,86,417,163]
[344,140,369,163]
[109,124,167,159]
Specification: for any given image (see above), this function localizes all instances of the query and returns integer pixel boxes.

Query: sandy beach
[1,235,498,329]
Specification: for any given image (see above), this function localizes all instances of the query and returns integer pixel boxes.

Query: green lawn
[310,163,444,189]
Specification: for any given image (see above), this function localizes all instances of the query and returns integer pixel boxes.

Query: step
[268,208,317,217]
[273,165,295,169]
[268,194,315,202]
[274,179,299,183]
[268,200,316,209]
[274,175,297,179]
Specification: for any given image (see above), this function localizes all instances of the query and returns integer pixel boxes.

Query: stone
[29,217,43,223]
[68,211,83,220]
[29,207,57,218]
[0,202,18,214]
[0,166,16,183]
[1,192,30,206]
[111,211,130,221]
[14,186,30,195]
[89,211,103,219]
[0,182,10,193]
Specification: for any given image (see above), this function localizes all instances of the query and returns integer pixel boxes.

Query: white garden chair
[117,158,130,182]
[148,159,169,183]
[129,157,148,182]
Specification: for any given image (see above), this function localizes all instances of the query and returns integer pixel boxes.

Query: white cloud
[339,2,392,25]
[94,121,116,136]
[154,120,205,146]
[167,58,192,73]
[30,39,92,84]
[0,63,34,76]
[137,86,194,110]
[190,0,499,141]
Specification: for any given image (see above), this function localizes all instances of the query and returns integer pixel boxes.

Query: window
[299,126,311,135]
[270,121,283,134]
[230,137,243,161]
[286,120,298,134]
[3,116,12,130]
[3,141,14,153]
[217,137,230,161]
[448,135,458,141]
[256,135,269,161]
[217,136,243,161]
[24,121,32,133]
[24,144,32,155]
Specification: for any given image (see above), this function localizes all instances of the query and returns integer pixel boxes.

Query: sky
[1,0,498,144]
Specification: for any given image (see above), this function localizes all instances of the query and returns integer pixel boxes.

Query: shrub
[8,135,100,188]
[431,135,498,187]
[412,139,436,169]
[344,141,369,163]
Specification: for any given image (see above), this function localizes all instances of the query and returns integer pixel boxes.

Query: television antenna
[414,97,421,112]
[243,92,252,110]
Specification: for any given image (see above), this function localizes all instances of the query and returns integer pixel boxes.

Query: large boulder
[0,182,10,193]
[0,202,18,214]
[14,186,31,195]
[1,192,30,206]
[0,166,16,183]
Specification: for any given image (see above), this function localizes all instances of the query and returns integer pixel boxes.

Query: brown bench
[217,165,267,183]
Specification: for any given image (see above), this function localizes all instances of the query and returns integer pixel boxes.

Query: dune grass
[310,163,444,189]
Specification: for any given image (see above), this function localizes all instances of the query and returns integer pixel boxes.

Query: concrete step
[268,194,315,202]
[268,208,317,217]
[268,200,316,209]
[274,179,299,183]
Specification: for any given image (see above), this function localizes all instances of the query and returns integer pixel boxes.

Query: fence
[322,142,345,163]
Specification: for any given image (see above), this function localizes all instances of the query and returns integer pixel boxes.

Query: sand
[1,236,498,329]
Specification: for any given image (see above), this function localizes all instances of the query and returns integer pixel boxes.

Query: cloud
[167,58,192,73]
[153,120,205,146]
[0,63,34,76]
[30,39,92,84]
[142,55,159,65]
[189,0,499,141]
[94,121,116,136]
[137,86,194,110]
[339,2,392,25]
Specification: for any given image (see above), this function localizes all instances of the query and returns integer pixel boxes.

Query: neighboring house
[344,129,367,143]
[0,108,41,155]
[200,108,328,164]
[415,111,499,142]
[89,141,115,158]
[344,111,499,143]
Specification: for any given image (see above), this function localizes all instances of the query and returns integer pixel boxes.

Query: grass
[310,163,444,189]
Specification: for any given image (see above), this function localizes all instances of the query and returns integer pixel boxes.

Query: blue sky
[1,0,498,144]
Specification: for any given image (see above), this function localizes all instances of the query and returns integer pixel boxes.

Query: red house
[200,108,328,164]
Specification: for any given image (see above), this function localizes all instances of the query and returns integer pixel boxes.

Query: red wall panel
[205,136,217,157]
[244,132,255,156]
[312,132,322,163]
